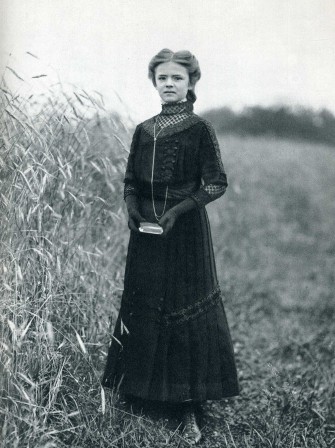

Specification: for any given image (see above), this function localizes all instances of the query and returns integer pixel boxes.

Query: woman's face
[154,61,191,103]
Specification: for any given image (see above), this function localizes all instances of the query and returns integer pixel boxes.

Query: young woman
[102,49,239,444]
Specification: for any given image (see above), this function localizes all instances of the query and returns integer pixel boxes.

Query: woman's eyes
[158,76,183,81]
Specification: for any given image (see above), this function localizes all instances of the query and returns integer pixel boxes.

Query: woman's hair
[148,48,201,103]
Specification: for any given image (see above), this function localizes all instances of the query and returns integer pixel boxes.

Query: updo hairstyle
[148,48,201,103]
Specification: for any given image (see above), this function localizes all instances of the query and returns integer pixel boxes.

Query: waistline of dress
[138,181,199,202]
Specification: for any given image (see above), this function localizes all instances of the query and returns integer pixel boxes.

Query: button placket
[160,138,179,183]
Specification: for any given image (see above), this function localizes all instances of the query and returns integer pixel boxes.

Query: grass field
[1,86,335,447]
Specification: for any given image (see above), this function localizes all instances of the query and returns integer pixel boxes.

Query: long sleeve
[123,124,141,199]
[190,120,228,208]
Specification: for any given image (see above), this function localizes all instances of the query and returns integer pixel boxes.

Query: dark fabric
[123,101,228,207]
[102,102,239,402]
[102,199,239,401]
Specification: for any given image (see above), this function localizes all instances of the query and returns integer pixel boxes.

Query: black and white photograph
[1,1,334,446]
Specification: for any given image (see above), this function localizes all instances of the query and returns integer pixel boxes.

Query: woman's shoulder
[137,115,157,128]
[193,115,217,132]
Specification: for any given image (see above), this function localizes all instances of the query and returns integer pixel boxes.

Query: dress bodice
[124,100,228,208]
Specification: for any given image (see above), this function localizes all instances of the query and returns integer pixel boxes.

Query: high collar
[160,99,194,115]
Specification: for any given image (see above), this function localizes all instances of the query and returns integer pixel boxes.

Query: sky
[1,0,335,121]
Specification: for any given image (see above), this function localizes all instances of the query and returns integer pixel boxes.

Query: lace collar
[160,100,194,115]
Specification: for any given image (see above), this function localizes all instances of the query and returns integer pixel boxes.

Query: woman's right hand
[128,209,145,232]
[125,195,145,232]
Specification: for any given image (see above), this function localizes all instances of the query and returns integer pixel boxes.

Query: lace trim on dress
[156,112,190,128]
[162,285,221,327]
[160,100,193,115]
[204,183,227,198]
[190,184,227,208]
[142,114,201,140]
[124,183,138,199]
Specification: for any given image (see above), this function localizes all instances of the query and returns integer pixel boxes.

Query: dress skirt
[102,197,239,402]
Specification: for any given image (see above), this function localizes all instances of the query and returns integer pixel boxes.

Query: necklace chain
[151,119,168,221]
[151,108,186,222]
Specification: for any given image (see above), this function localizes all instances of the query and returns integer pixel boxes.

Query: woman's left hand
[159,209,178,236]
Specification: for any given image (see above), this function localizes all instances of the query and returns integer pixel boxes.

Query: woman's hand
[125,195,145,232]
[128,209,145,232]
[158,198,197,235]
[159,209,178,236]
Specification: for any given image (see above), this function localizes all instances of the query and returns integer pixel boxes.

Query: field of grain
[1,86,334,447]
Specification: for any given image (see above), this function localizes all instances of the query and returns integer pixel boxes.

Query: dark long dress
[102,100,239,402]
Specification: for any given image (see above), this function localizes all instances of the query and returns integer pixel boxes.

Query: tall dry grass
[0,77,137,446]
